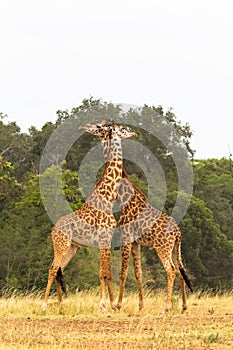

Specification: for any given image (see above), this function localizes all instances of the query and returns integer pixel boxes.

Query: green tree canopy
[194,158,233,240]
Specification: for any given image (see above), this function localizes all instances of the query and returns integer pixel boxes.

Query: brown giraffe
[95,121,192,312]
[116,168,193,313]
[41,120,137,311]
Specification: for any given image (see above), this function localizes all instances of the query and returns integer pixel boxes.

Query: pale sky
[0,0,232,159]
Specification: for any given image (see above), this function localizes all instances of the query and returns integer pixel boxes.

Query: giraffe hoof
[182,305,187,313]
[59,301,64,308]
[161,306,170,314]
[100,301,106,312]
[110,303,117,311]
[41,302,47,311]
[115,304,122,311]
[139,304,144,311]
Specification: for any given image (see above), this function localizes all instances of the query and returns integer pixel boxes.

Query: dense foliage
[0,100,232,295]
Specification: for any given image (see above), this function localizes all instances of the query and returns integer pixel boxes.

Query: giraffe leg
[42,230,72,311]
[42,258,68,311]
[172,238,188,312]
[116,243,131,310]
[42,263,58,311]
[156,250,177,313]
[105,248,115,309]
[99,248,106,311]
[55,244,78,305]
[99,248,115,311]
[164,266,177,312]
[179,273,187,312]
[131,242,144,310]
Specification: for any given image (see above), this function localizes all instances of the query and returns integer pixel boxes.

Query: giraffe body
[116,169,192,313]
[42,120,137,311]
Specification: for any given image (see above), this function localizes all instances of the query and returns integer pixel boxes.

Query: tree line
[0,99,232,295]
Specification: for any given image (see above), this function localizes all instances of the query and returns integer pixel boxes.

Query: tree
[0,115,33,180]
[0,166,83,292]
[180,195,233,289]
[0,156,21,212]
[194,158,233,240]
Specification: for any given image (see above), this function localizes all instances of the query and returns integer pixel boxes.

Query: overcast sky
[0,0,232,159]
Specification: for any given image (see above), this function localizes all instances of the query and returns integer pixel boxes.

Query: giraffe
[41,119,137,311]
[115,167,193,313]
[92,120,192,313]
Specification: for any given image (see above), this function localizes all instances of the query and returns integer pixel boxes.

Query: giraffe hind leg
[173,237,193,312]
[56,267,66,294]
[42,230,73,310]
[164,265,177,313]
[55,244,78,305]
[179,267,193,293]
[177,267,193,313]
[116,243,132,310]
[131,242,144,310]
[42,260,61,311]
[156,248,177,313]
[173,237,193,292]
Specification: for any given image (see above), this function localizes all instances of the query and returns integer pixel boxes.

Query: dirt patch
[1,314,233,349]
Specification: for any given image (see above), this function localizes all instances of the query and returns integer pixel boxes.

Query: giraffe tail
[174,234,193,293]
[56,267,67,294]
[179,266,193,293]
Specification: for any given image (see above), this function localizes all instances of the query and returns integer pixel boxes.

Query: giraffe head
[79,119,137,141]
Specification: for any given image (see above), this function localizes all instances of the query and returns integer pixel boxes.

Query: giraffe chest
[117,183,148,225]
[85,190,113,213]
[118,203,145,225]
[76,203,116,228]
[96,184,118,203]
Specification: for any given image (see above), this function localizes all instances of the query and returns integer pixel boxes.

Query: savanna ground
[0,289,232,349]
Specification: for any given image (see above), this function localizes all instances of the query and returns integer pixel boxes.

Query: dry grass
[0,289,232,349]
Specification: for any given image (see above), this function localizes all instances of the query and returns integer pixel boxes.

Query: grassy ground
[0,289,232,349]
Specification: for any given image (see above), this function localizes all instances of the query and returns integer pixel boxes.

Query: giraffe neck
[102,137,123,163]
[117,169,147,210]
[94,136,123,202]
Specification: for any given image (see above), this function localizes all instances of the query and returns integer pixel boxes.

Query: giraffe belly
[119,205,178,248]
[135,223,178,250]
[119,205,161,245]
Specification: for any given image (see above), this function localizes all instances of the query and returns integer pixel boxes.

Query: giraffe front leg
[116,243,131,310]
[99,248,115,311]
[99,248,106,311]
[105,248,115,310]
